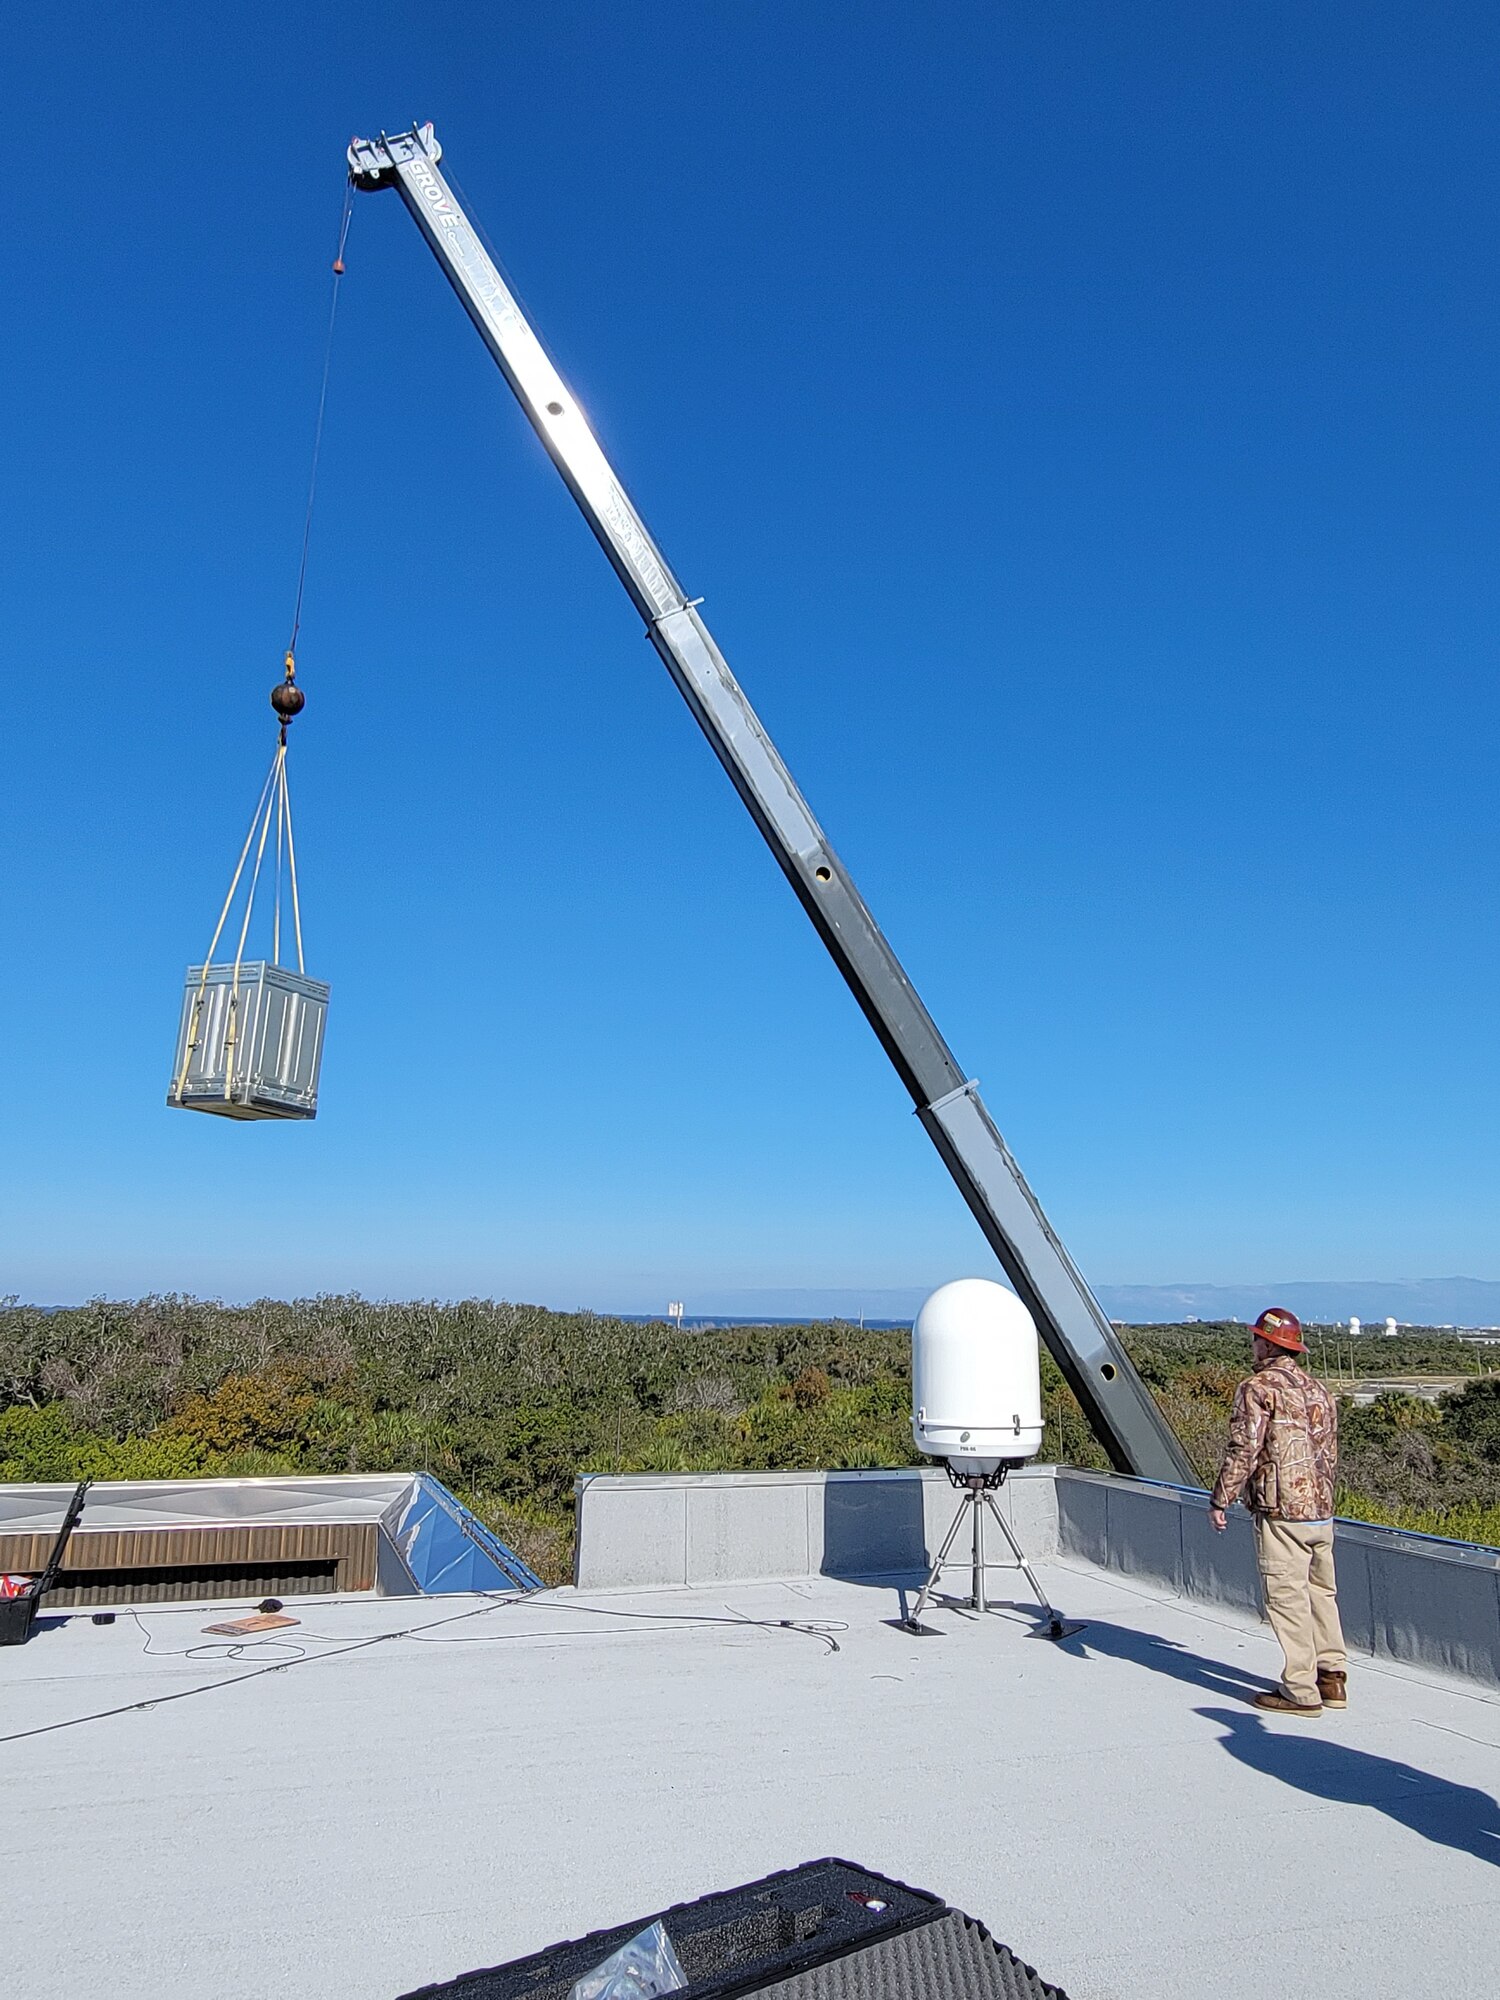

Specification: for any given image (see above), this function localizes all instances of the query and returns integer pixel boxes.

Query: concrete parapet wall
[574,1463,1500,1687]
[1055,1470,1263,1616]
[1052,1469,1500,1687]
[573,1465,1058,1591]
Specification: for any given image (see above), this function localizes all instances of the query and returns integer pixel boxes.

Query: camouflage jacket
[1210,1355,1338,1521]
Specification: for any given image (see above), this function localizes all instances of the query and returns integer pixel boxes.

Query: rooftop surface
[5,1556,1498,2000]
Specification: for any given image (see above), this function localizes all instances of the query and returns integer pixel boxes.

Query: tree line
[1,1296,1496,1583]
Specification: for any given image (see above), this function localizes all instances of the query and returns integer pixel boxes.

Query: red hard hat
[1253,1307,1305,1353]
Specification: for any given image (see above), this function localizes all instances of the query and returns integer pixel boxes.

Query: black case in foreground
[397,1858,1070,2000]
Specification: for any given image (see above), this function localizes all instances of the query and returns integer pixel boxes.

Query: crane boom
[348,123,1197,1485]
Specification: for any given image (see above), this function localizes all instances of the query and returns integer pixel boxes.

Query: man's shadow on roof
[1052,1619,1268,1700]
[1054,1625,1500,1868]
[1198,1706,1500,1869]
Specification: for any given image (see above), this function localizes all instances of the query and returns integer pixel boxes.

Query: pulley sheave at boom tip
[348,122,443,184]
[343,121,1196,1487]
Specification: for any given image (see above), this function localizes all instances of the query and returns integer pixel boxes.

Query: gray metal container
[167,961,329,1121]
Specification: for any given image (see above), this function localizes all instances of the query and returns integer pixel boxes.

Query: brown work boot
[1317,1669,1348,1709]
[1253,1688,1322,1716]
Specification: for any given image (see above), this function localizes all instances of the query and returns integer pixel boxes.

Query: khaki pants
[1253,1514,1347,1704]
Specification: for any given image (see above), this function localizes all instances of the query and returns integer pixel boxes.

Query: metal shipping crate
[168,961,329,1121]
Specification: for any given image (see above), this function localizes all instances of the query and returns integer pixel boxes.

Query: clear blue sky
[2,2,1495,1309]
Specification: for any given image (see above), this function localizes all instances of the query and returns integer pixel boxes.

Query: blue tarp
[392,1475,544,1594]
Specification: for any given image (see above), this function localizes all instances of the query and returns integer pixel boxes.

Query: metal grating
[34,1559,340,1607]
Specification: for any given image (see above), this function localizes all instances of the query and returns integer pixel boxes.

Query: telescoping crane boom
[347,124,1197,1486]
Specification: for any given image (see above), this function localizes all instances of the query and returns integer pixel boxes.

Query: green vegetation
[1096,1320,1500,1545]
[2,1297,1497,1581]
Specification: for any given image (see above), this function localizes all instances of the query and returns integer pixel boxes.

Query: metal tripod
[905,1468,1077,1639]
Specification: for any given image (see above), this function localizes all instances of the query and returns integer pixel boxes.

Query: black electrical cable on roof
[0,1595,845,1747]
[0,1598,516,1746]
[285,178,355,665]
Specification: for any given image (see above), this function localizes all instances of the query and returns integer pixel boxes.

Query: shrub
[0,1298,1494,1562]
[1438,1378,1500,1462]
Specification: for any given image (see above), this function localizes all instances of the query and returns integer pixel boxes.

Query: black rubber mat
[398,1859,1068,2000]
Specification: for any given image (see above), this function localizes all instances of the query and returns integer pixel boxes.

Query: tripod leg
[984,1492,1068,1636]
[907,1494,972,1627]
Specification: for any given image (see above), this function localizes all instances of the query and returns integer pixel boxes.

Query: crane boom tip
[348,122,441,187]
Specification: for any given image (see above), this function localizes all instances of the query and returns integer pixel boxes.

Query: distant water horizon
[16,1277,1500,1329]
[648,1277,1500,1329]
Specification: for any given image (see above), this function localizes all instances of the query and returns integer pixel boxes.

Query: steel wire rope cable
[249,179,351,1026]
[173,183,349,1101]
[0,1594,847,1746]
[284,178,354,671]
[266,177,350,974]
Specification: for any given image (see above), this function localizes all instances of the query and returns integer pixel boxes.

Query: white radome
[912,1278,1045,1475]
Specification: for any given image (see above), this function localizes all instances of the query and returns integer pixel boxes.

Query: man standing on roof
[1208,1308,1348,1716]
